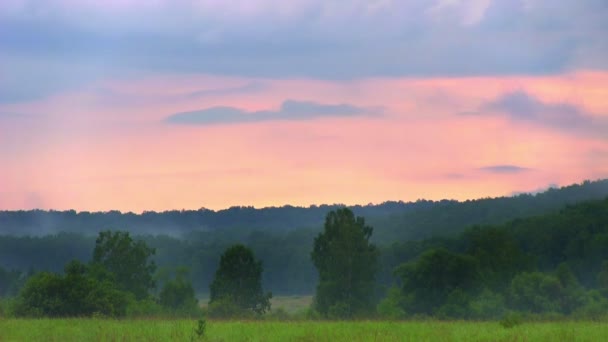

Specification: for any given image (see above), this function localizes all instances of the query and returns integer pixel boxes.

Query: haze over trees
[1,179,608,320]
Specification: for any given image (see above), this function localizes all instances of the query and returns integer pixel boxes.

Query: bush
[192,316,207,340]
[500,311,523,328]
[207,297,254,319]
[125,298,163,318]
[266,307,291,321]
[159,271,199,317]
[0,297,15,318]
[468,289,506,320]
[377,286,407,320]
[572,291,608,320]
[13,262,129,318]
[436,289,472,319]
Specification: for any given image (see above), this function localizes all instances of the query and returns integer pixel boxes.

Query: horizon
[1,1,607,212]
[1,177,603,214]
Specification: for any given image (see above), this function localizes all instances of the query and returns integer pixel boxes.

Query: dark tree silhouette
[311,208,379,318]
[209,244,271,315]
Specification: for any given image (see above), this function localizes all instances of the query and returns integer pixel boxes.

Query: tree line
[1,180,607,298]
[1,179,606,239]
[2,197,608,320]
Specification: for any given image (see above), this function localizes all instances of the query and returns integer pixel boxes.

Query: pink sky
[1,71,607,212]
[1,1,607,212]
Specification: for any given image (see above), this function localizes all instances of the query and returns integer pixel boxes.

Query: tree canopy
[92,231,156,300]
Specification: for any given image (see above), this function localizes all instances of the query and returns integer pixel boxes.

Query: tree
[395,248,479,315]
[311,208,379,318]
[92,231,156,300]
[159,267,198,315]
[208,244,271,316]
[14,260,128,317]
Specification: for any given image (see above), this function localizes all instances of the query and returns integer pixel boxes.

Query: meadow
[0,319,607,342]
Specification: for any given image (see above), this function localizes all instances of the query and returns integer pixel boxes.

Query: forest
[1,179,608,320]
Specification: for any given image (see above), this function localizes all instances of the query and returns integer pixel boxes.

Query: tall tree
[92,231,156,300]
[209,244,271,315]
[311,208,379,318]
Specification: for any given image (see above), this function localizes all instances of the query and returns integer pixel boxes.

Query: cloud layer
[1,0,607,101]
[165,100,376,125]
[480,91,608,138]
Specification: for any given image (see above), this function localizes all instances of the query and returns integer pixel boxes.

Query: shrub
[207,296,254,319]
[377,286,407,320]
[500,311,523,328]
[159,271,199,317]
[266,307,290,321]
[192,316,207,340]
[468,289,506,320]
[125,298,163,318]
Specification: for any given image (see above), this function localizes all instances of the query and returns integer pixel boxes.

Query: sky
[1,0,607,212]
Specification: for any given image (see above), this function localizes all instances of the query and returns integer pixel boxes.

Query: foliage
[376,286,407,320]
[193,317,207,340]
[159,268,199,316]
[125,298,164,318]
[207,296,254,319]
[92,230,156,300]
[500,311,523,328]
[0,266,25,297]
[209,244,272,316]
[396,248,479,315]
[508,268,587,315]
[467,289,506,320]
[0,180,607,299]
[311,208,379,318]
[13,260,128,318]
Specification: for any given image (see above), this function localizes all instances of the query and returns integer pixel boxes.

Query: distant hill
[0,179,607,239]
[371,179,608,243]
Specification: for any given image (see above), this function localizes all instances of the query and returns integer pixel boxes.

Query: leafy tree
[159,267,198,314]
[209,244,271,316]
[311,208,379,318]
[508,267,586,315]
[395,248,479,315]
[463,226,531,291]
[92,231,156,300]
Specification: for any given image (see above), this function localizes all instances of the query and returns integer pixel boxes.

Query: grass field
[0,319,607,341]
[197,295,313,314]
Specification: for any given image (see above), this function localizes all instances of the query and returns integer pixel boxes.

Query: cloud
[165,100,378,125]
[484,91,582,123]
[186,82,265,99]
[1,0,607,103]
[478,165,531,174]
[479,91,608,138]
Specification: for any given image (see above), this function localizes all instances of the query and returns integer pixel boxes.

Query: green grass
[1,319,607,341]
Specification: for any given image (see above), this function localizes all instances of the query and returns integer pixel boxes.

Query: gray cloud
[484,91,583,124]
[165,100,378,125]
[478,165,531,174]
[479,91,608,138]
[186,82,266,99]
[1,0,607,102]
